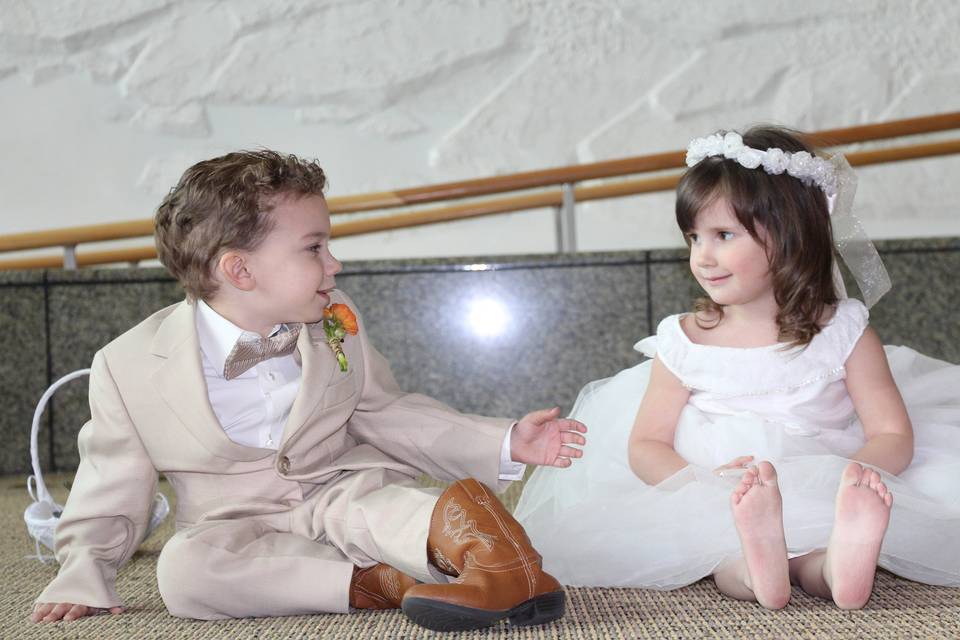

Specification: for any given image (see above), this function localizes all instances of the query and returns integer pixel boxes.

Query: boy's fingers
[30,603,53,622]
[43,602,72,621]
[62,604,88,621]
[109,607,124,615]
[557,419,587,432]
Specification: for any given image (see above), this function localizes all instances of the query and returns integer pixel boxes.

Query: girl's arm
[627,355,692,484]
[844,326,914,475]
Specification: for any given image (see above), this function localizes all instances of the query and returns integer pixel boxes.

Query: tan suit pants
[156,468,441,619]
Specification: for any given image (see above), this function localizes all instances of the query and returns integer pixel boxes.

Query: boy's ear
[217,251,255,291]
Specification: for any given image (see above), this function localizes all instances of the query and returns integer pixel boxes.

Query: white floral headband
[683,129,892,308]
[685,131,839,197]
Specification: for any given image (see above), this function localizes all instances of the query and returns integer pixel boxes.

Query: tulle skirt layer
[514,346,960,588]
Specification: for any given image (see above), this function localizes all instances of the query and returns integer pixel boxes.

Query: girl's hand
[30,602,124,623]
[713,455,754,477]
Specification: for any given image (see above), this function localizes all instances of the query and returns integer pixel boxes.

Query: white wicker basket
[24,369,169,561]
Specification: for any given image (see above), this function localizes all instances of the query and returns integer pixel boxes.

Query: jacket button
[278,455,291,475]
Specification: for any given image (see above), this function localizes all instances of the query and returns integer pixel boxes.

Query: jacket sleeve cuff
[498,421,526,481]
[36,550,122,609]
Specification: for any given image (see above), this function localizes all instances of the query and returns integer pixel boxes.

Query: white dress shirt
[195,300,525,479]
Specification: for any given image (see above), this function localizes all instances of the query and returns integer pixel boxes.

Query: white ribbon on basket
[24,369,170,562]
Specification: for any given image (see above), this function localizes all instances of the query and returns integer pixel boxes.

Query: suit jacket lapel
[150,301,273,462]
[281,322,336,447]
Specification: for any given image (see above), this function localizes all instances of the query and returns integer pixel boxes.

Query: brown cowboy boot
[401,479,565,631]
[349,563,419,609]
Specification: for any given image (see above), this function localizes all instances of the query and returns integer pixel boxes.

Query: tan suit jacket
[38,291,512,609]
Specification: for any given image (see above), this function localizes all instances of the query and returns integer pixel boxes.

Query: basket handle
[29,369,91,504]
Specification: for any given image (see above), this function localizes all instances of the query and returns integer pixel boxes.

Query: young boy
[30,150,587,631]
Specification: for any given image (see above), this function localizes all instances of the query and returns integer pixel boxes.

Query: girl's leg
[788,463,892,608]
[713,462,791,609]
[788,550,831,600]
[713,558,763,601]
[821,462,892,609]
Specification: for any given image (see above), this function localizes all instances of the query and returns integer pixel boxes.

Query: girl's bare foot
[823,462,892,609]
[730,461,791,609]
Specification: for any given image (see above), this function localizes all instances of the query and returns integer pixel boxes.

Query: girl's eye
[686,233,699,243]
[718,231,734,240]
[308,244,323,253]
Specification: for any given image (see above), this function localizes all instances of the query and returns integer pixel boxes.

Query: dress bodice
[635,299,869,435]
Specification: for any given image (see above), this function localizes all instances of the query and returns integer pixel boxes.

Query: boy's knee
[157,532,215,619]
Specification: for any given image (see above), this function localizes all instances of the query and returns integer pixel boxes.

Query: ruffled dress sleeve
[633,314,691,381]
[817,298,870,364]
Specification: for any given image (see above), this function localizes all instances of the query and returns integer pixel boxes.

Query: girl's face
[686,197,774,309]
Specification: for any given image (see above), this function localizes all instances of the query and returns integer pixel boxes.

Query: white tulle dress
[515,299,960,588]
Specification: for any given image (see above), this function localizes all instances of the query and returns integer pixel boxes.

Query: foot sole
[401,590,565,631]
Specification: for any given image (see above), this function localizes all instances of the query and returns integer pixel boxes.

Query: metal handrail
[2,112,959,270]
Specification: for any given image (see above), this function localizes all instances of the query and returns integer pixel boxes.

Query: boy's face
[243,193,342,326]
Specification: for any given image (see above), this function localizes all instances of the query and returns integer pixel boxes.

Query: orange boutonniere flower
[323,303,358,371]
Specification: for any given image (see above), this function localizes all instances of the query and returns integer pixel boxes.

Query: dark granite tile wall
[338,254,649,421]
[45,271,184,469]
[0,271,49,478]
[1,237,958,475]
[647,248,700,324]
[869,240,960,364]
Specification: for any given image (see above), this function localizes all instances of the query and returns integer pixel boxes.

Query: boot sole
[402,590,565,631]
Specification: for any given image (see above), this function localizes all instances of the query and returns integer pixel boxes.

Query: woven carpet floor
[3,474,958,639]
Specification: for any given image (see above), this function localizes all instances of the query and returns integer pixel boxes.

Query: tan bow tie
[223,324,302,380]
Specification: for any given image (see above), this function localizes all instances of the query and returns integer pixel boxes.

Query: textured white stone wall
[1,0,959,261]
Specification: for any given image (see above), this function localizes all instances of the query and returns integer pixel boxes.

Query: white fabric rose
[787,151,813,179]
[685,138,709,166]
[807,157,838,196]
[685,134,724,166]
[722,132,744,159]
[761,148,790,174]
[736,148,764,169]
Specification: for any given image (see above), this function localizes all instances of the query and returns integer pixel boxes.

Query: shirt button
[278,455,291,475]
[267,372,277,382]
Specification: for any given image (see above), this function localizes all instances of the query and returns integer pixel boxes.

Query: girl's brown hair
[155,150,327,300]
[676,126,838,347]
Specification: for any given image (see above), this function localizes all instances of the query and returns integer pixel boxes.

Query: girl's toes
[756,461,778,485]
[840,462,863,486]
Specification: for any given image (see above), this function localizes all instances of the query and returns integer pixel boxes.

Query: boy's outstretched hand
[30,602,124,623]
[511,407,587,467]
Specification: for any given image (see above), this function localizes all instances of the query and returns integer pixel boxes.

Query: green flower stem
[323,318,350,372]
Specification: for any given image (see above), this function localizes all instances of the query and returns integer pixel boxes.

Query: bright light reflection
[463,263,490,271]
[467,297,510,338]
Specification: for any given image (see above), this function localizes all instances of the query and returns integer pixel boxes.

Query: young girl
[515,126,960,609]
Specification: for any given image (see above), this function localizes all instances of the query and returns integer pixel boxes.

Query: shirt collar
[195,300,284,378]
